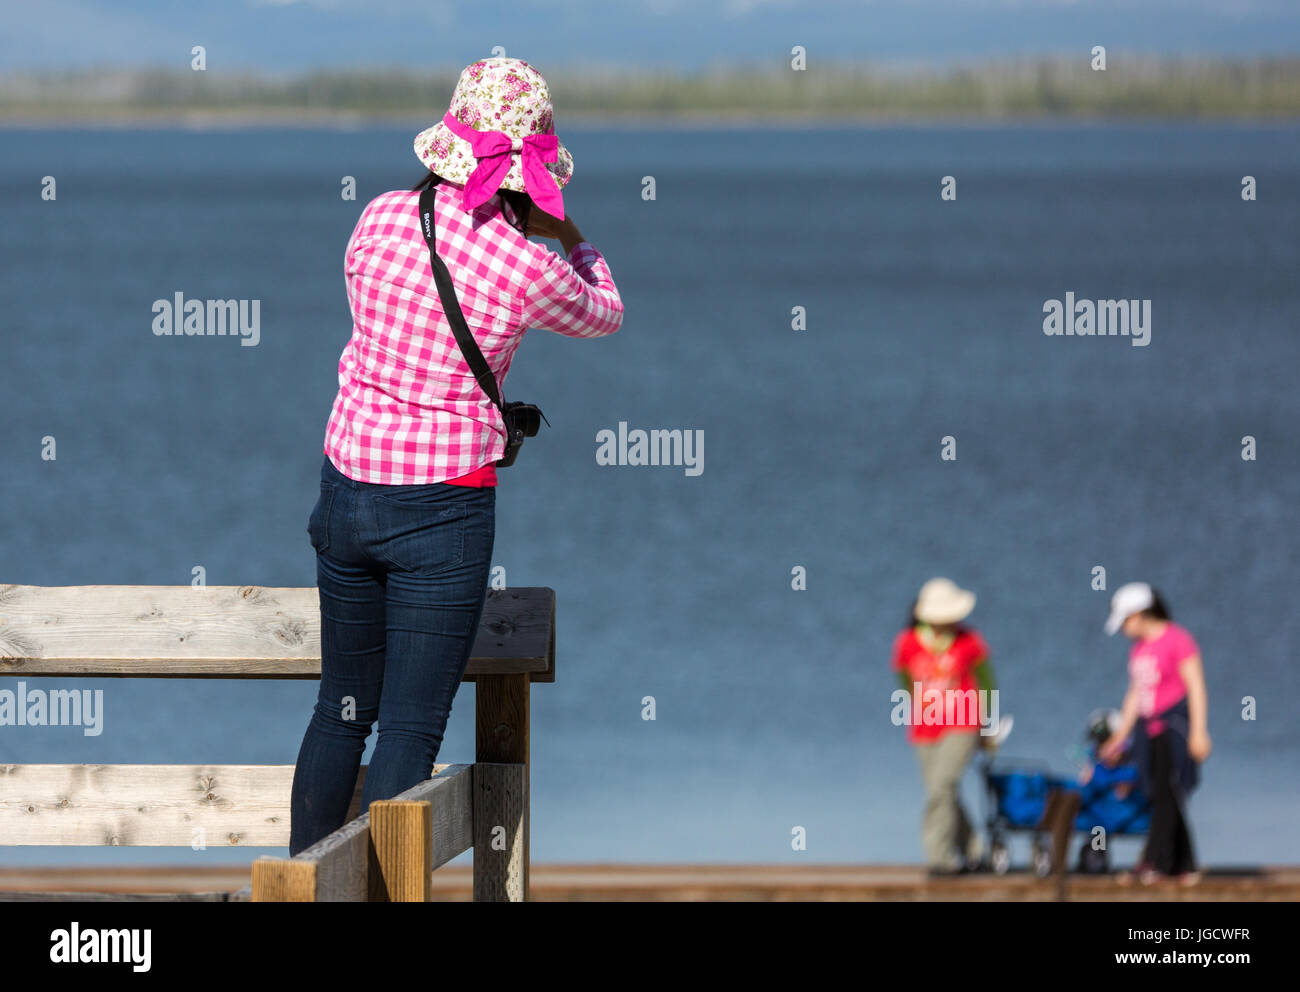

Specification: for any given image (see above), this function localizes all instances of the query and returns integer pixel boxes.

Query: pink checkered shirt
[323,181,624,484]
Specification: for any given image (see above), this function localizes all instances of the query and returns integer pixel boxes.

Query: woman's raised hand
[527,208,585,255]
[526,207,566,238]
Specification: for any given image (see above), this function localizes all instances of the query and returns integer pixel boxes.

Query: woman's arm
[891,632,913,693]
[519,229,623,340]
[1100,681,1140,764]
[1179,653,1212,762]
[971,657,996,748]
[973,657,995,694]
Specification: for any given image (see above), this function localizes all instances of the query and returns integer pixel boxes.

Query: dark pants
[1143,730,1197,875]
[289,453,495,856]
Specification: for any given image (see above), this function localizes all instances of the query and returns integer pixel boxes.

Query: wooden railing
[0,584,554,901]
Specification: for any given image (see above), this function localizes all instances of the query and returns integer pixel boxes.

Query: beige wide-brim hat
[914,577,976,626]
[413,57,574,198]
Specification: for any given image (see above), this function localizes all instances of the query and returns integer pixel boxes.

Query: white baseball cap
[1104,581,1154,635]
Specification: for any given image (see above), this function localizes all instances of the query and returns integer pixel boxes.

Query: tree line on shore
[3,56,1298,120]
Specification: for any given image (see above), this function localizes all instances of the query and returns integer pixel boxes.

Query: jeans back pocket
[308,482,337,553]
[373,494,467,574]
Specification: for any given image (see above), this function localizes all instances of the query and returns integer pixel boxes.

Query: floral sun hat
[414,57,574,219]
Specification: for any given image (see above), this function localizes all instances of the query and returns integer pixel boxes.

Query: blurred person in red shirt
[891,578,997,875]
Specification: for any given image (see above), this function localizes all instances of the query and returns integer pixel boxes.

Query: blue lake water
[1,122,1297,868]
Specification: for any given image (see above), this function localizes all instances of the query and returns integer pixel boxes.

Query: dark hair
[905,599,919,628]
[1142,588,1172,621]
[412,170,533,237]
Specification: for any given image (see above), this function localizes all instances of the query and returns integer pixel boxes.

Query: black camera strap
[418,187,506,417]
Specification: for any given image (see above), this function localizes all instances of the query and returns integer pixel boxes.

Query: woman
[1099,582,1210,886]
[290,58,624,855]
[890,577,996,875]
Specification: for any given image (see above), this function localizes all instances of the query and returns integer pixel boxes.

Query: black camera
[496,401,550,467]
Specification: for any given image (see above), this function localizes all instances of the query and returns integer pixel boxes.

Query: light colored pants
[915,731,981,869]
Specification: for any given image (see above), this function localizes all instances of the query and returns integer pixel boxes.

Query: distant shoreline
[7,57,1299,126]
[3,109,1298,130]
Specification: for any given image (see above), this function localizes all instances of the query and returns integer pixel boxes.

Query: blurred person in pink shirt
[1099,583,1211,886]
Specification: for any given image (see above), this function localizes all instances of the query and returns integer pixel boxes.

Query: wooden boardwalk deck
[1,864,1296,901]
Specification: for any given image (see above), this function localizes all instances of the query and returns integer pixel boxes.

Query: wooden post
[472,763,526,902]
[247,766,470,903]
[475,673,530,900]
[369,800,432,902]
[1043,789,1081,902]
[251,859,317,902]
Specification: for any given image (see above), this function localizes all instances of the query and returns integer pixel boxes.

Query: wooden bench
[0,584,554,901]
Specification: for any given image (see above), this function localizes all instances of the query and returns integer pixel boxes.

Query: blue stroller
[982,711,1151,875]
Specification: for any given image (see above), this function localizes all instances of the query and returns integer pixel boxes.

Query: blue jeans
[289,453,495,855]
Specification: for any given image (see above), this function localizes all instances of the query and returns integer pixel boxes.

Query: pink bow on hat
[441,111,564,220]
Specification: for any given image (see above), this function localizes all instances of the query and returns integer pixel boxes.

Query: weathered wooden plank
[0,585,555,680]
[472,762,526,903]
[422,763,474,871]
[0,763,384,846]
[0,890,232,902]
[462,588,556,685]
[252,765,472,903]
